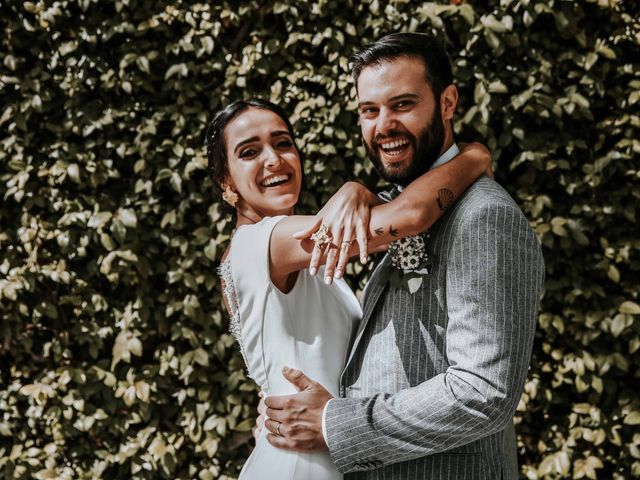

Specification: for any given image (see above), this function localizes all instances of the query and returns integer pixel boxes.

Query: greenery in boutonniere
[380,230,432,293]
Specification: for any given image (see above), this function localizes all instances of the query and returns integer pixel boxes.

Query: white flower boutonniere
[382,230,432,294]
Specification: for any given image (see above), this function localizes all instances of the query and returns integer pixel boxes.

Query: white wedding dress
[219,216,361,480]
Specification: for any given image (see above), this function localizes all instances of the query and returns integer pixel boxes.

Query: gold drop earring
[222,185,239,207]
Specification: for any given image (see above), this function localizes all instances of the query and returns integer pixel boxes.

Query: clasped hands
[258,366,333,452]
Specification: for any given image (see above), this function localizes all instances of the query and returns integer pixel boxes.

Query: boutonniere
[380,230,432,294]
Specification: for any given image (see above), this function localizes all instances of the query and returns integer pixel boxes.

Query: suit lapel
[342,254,391,373]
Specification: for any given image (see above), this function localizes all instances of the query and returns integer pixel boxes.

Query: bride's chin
[274,193,299,206]
[278,201,298,216]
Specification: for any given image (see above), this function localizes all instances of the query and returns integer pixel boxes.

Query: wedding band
[310,224,331,246]
[341,240,352,246]
[275,421,282,436]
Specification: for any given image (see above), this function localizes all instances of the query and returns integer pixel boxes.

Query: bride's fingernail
[310,267,317,276]
[325,276,332,285]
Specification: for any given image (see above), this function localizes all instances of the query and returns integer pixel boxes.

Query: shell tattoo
[436,188,455,212]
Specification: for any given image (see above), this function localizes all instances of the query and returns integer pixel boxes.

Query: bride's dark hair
[205,99,303,198]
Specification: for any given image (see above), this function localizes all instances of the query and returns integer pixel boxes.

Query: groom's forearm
[324,369,517,472]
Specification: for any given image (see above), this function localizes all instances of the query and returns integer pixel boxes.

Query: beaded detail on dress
[217,258,252,379]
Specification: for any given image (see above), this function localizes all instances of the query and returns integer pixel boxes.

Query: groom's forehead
[356,57,431,98]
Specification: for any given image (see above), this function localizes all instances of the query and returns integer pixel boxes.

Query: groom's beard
[364,104,445,186]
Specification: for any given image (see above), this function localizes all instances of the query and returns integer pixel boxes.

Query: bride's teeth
[262,174,289,186]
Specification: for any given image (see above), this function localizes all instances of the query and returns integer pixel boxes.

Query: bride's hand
[458,142,493,179]
[254,390,266,442]
[293,182,377,284]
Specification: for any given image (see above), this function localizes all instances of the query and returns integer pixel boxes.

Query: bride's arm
[366,143,492,248]
[269,143,491,286]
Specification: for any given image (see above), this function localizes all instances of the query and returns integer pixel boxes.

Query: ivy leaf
[118,209,137,228]
[619,301,640,315]
[88,212,112,229]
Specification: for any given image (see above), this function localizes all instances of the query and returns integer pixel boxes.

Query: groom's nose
[376,107,398,136]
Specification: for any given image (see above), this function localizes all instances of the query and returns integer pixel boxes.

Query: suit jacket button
[339,386,346,397]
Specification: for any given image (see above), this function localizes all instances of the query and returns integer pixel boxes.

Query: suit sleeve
[324,202,545,473]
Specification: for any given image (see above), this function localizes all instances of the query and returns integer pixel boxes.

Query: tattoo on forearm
[389,225,398,237]
[436,188,455,212]
[374,227,384,236]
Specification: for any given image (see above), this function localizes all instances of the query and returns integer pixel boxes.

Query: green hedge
[1,0,638,478]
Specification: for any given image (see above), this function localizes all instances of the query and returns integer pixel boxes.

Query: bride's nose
[263,146,283,169]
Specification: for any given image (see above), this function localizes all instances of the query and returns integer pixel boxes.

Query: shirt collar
[430,142,460,170]
[396,142,459,192]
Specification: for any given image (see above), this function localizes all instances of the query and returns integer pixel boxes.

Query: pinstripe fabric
[325,177,545,479]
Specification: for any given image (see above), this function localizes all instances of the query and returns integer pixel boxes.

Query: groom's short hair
[350,32,453,98]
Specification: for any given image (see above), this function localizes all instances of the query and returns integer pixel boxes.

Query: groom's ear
[440,84,458,122]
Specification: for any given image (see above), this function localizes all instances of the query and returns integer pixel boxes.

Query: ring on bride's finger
[341,240,352,246]
[310,224,331,246]
[275,421,282,436]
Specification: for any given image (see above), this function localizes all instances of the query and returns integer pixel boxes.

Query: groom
[263,32,545,479]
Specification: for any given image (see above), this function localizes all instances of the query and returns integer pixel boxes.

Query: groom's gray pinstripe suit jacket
[325,177,545,479]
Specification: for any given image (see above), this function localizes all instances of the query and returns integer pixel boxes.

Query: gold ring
[310,224,331,246]
[275,421,282,436]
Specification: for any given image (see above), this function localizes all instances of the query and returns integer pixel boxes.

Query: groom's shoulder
[455,176,521,214]
[447,176,530,229]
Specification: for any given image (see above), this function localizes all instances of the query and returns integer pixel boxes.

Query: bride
[207,98,490,479]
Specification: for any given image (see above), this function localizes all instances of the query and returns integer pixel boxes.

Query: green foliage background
[1,0,638,478]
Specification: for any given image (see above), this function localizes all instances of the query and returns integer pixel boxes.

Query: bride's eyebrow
[233,130,292,153]
[271,131,291,138]
[233,136,259,154]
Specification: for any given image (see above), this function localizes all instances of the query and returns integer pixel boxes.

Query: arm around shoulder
[367,143,492,247]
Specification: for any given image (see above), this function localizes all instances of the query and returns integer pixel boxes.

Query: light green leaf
[118,209,137,228]
[624,411,640,425]
[88,212,112,229]
[619,301,640,315]
[165,63,188,80]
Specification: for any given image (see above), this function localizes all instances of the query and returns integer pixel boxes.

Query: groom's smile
[376,134,412,159]
[371,130,417,175]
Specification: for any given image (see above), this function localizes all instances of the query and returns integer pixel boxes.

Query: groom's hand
[264,366,333,452]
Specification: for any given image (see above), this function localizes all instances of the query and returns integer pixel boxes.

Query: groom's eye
[394,101,413,109]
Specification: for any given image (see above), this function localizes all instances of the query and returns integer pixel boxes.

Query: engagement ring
[310,224,331,246]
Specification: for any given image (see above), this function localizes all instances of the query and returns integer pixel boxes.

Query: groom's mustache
[373,130,413,144]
